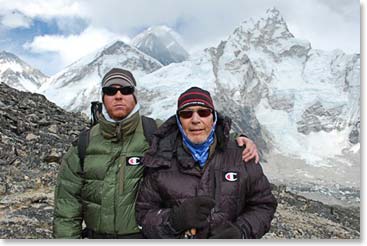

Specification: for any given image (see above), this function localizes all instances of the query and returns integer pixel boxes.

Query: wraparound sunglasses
[102,86,134,96]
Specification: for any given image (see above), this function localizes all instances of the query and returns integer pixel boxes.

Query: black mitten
[209,221,243,239]
[170,196,215,233]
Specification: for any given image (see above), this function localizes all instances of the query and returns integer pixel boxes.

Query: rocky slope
[0,84,89,196]
[0,83,359,239]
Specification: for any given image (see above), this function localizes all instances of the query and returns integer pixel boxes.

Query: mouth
[189,129,204,135]
[114,104,126,108]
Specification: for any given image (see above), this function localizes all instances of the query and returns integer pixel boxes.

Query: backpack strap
[77,128,90,174]
[141,116,158,145]
[90,101,102,127]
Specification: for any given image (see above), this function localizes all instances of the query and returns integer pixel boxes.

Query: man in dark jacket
[136,86,277,239]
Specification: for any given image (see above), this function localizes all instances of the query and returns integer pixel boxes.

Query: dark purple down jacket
[136,114,277,239]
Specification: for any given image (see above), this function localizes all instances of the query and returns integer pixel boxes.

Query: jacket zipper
[110,149,122,234]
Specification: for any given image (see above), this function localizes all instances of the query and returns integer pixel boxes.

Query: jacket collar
[99,110,140,142]
[143,112,232,169]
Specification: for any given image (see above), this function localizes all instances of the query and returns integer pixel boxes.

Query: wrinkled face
[103,84,136,120]
[178,105,214,144]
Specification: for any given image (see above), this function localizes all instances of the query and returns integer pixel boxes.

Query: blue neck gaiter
[176,111,217,168]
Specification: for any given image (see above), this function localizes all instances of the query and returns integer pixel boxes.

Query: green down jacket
[53,111,155,238]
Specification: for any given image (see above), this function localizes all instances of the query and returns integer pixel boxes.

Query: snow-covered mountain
[221,8,360,162]
[131,25,189,65]
[39,40,163,112]
[139,8,359,157]
[27,8,360,205]
[0,51,48,92]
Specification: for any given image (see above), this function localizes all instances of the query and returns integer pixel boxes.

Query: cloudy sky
[0,0,361,76]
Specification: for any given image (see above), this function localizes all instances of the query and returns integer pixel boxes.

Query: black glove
[170,196,216,233]
[209,221,243,239]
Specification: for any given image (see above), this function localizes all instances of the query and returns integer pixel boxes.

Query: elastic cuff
[232,222,247,239]
[166,220,179,234]
[167,209,184,235]
[239,223,251,239]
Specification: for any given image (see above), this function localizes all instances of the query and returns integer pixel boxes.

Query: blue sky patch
[0,16,87,56]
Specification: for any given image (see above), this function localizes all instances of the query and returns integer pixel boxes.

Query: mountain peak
[232,7,294,43]
[0,51,47,92]
[0,51,19,61]
[265,7,283,22]
[131,25,189,65]
[41,38,163,113]
[99,40,133,57]
[63,39,162,72]
[223,8,311,62]
[0,51,32,69]
[143,25,175,37]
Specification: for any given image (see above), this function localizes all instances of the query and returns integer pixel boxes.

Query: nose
[191,111,201,123]
[114,90,123,99]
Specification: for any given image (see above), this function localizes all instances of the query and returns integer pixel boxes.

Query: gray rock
[25,133,39,141]
[297,101,347,135]
[267,92,295,112]
[47,124,58,134]
[349,121,360,144]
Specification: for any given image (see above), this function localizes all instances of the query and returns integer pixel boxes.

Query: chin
[111,113,128,120]
[188,137,206,145]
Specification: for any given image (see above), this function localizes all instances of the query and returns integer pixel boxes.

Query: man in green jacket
[53,68,259,239]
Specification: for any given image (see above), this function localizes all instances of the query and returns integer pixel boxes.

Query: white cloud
[1,10,32,28]
[0,0,84,19]
[0,0,360,75]
[0,0,360,54]
[23,26,130,67]
[277,0,360,54]
[76,0,360,53]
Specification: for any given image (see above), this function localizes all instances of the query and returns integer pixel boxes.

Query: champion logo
[224,172,238,182]
[127,157,141,166]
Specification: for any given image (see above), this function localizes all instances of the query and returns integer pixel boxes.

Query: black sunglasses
[102,86,134,96]
[178,109,213,119]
